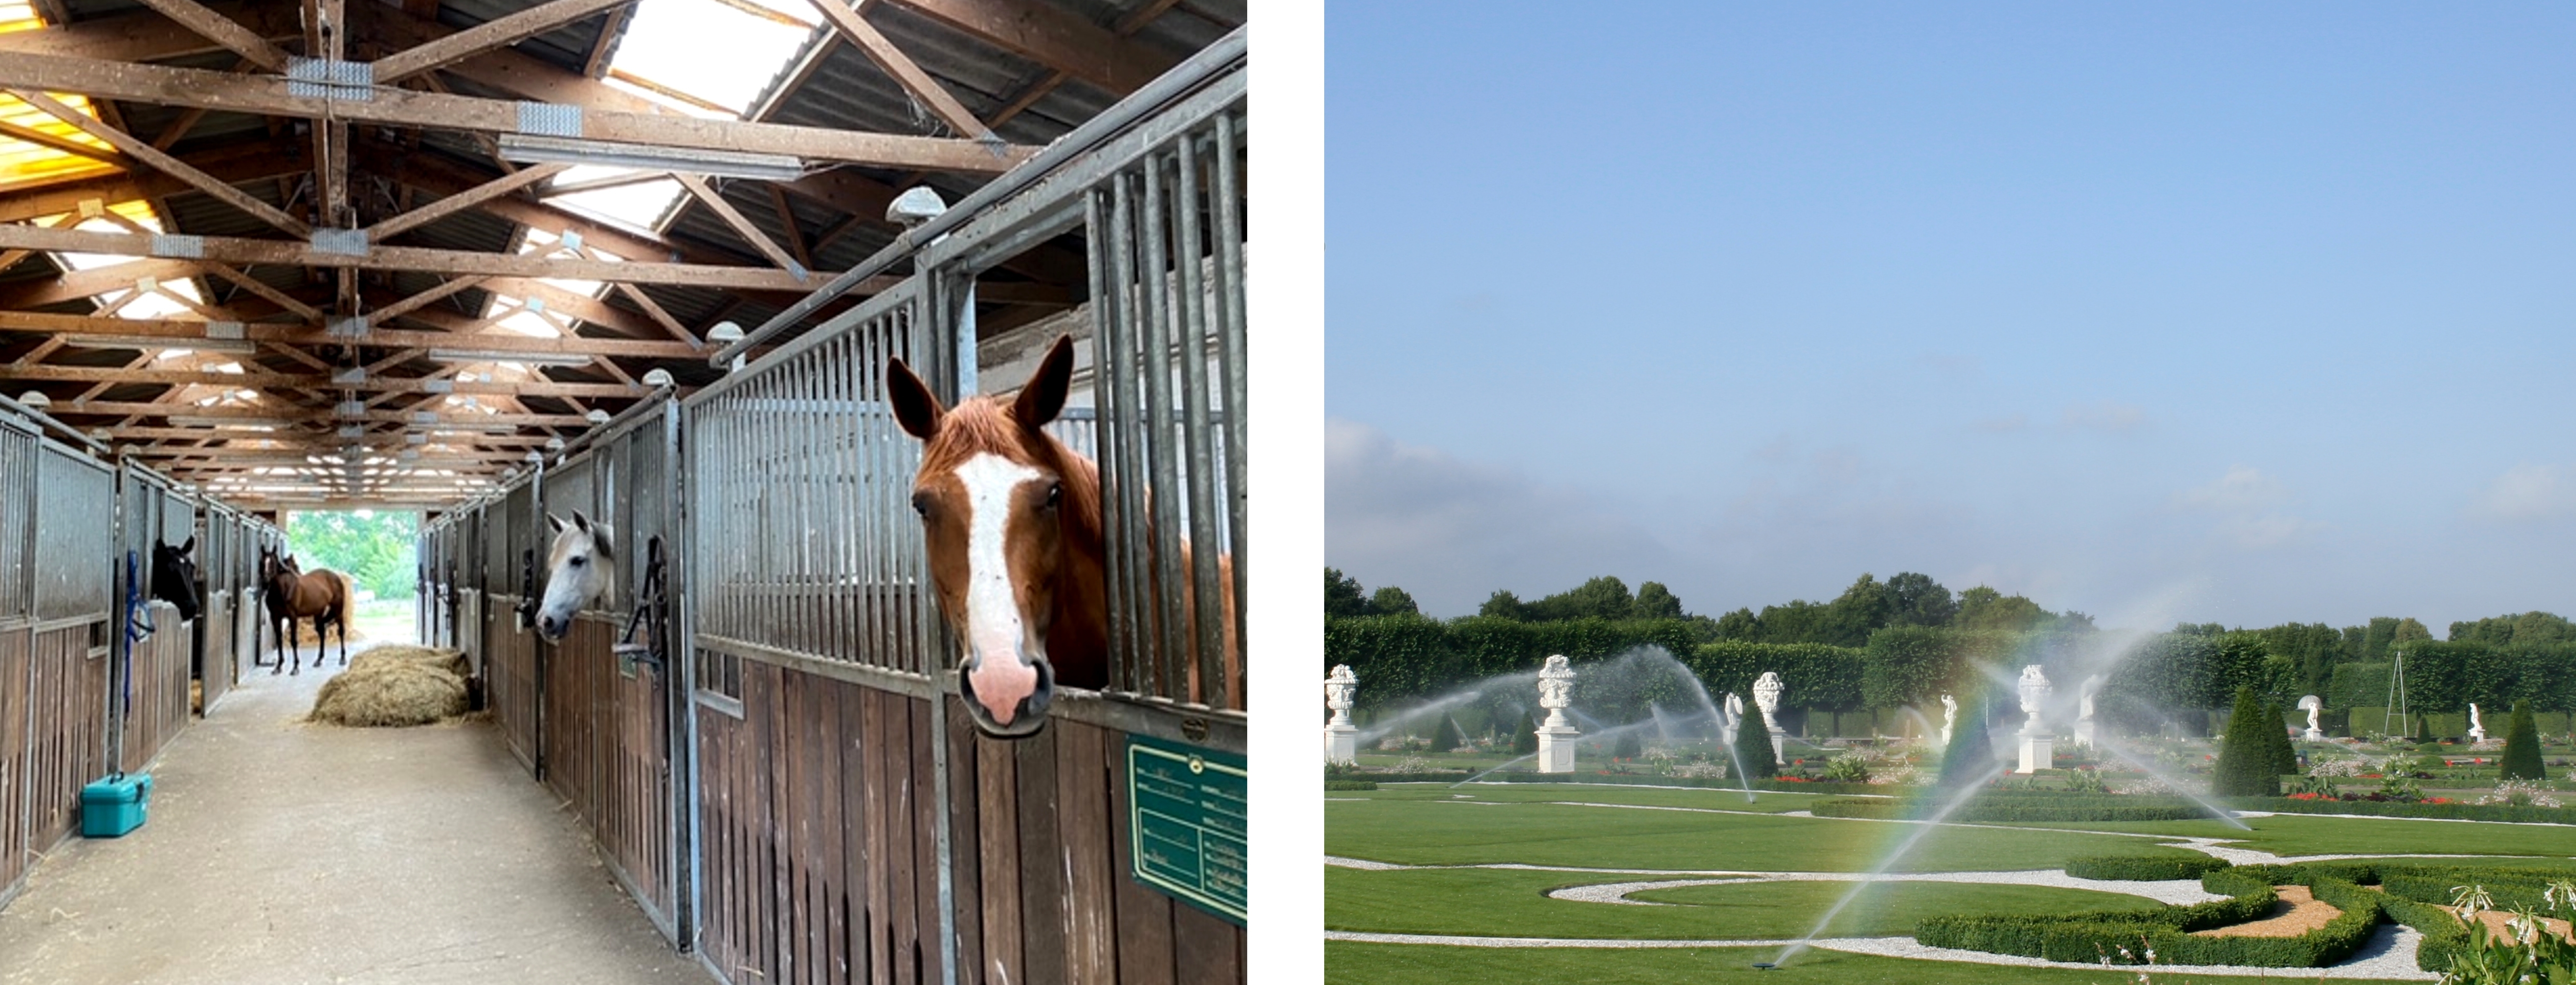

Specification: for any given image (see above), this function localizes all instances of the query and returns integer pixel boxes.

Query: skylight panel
[604,0,813,118]
[0,92,117,192]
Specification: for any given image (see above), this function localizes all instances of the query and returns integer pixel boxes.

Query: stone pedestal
[1536,725,1580,773]
[2303,725,2325,742]
[1325,722,1357,765]
[2073,718,2096,750]
[2017,731,2054,775]
[1767,726,1788,766]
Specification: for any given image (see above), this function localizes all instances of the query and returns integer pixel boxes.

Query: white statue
[2014,664,2054,774]
[1536,655,1580,772]
[1324,665,1361,764]
[1325,665,1357,726]
[2074,675,2103,749]
[2296,694,2324,741]
[1722,692,1746,745]
[1752,672,1787,764]
[1939,693,1957,745]
[2469,703,2487,744]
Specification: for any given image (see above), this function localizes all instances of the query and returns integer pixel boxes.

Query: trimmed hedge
[1813,794,2214,823]
[1358,772,1888,795]
[2235,795,2576,823]
[1918,864,2381,967]
[2063,855,2234,882]
[1324,780,1379,791]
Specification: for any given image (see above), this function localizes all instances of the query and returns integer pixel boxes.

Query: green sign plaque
[1125,733,1248,925]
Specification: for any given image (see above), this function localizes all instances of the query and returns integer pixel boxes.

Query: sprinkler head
[1751,962,1777,971]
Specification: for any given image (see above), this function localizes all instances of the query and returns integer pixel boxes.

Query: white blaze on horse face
[956,452,1044,725]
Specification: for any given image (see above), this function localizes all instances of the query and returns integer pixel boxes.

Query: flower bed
[2063,854,2234,882]
[2235,795,2576,823]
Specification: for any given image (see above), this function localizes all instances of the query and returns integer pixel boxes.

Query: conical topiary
[2214,686,2279,797]
[1430,714,1462,754]
[1614,730,1643,760]
[2412,709,2436,745]
[1936,687,1997,790]
[1511,712,1537,755]
[2266,701,2302,778]
[2502,699,2547,781]
[1733,704,1780,780]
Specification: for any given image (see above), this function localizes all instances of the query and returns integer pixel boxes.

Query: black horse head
[151,535,202,622]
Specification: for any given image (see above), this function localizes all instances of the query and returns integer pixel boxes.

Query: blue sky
[1325,3,2576,631]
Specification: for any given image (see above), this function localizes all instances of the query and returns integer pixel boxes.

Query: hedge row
[2234,796,2576,823]
[1323,780,1378,791]
[1325,615,1874,713]
[1918,864,2380,967]
[1359,772,1887,796]
[2063,855,2234,882]
[1811,795,2214,823]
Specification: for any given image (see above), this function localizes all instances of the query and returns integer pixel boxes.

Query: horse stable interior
[0,2,1248,983]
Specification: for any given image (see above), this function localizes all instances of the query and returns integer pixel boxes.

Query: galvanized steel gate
[418,30,1248,985]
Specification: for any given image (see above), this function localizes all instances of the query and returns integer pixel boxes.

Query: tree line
[1323,568,2576,723]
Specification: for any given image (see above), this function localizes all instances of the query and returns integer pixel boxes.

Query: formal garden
[1323,571,2576,983]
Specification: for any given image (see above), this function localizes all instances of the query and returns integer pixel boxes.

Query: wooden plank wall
[25,624,107,856]
[121,601,191,772]
[0,627,30,900]
[541,615,672,929]
[693,658,1247,985]
[486,600,538,769]
[200,593,233,713]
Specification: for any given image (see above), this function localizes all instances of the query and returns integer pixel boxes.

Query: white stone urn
[1535,655,1579,773]
[2014,664,2053,774]
[1324,664,1359,765]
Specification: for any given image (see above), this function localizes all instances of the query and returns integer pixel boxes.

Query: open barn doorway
[278,509,421,647]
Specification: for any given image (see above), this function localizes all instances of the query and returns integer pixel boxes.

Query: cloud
[2470,464,2576,523]
[2168,465,2321,549]
[2172,464,2290,512]
[1326,419,1672,615]
[2060,400,2148,433]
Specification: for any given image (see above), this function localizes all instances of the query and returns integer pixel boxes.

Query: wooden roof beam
[880,0,1178,96]
[0,51,1036,172]
[0,363,660,399]
[0,310,708,359]
[11,89,311,237]
[0,224,838,292]
[803,0,995,141]
[130,0,290,70]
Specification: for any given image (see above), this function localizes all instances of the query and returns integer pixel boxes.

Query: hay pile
[308,646,470,727]
[347,644,470,678]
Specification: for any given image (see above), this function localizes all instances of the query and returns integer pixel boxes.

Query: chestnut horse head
[536,509,613,641]
[888,335,1103,738]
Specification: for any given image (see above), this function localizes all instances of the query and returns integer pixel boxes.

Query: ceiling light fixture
[426,348,592,368]
[62,335,259,355]
[496,134,806,182]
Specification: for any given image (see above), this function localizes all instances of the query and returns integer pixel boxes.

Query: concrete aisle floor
[0,644,711,985]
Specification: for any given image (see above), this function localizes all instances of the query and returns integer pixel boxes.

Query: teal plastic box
[80,773,151,838]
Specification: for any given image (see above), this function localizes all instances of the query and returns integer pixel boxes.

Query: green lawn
[1337,782,1850,813]
[1327,798,2205,872]
[1325,941,2311,984]
[2013,812,2576,859]
[1328,867,2160,940]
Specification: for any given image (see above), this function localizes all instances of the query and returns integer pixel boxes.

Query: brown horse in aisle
[259,546,351,675]
[889,334,1238,738]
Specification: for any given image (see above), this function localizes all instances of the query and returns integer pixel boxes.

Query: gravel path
[1323,925,2437,979]
[1543,868,2229,907]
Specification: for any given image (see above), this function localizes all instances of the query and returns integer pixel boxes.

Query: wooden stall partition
[0,627,30,905]
[121,601,192,772]
[200,590,233,713]
[542,614,674,933]
[487,597,539,770]
[24,624,108,855]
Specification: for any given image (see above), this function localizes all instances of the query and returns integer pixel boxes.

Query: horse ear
[177,534,194,555]
[1012,335,1074,429]
[572,510,592,534]
[548,512,568,534]
[886,357,943,440]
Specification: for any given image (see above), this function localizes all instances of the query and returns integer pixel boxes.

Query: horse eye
[569,556,586,567]
[912,492,932,517]
[1045,482,1063,509]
